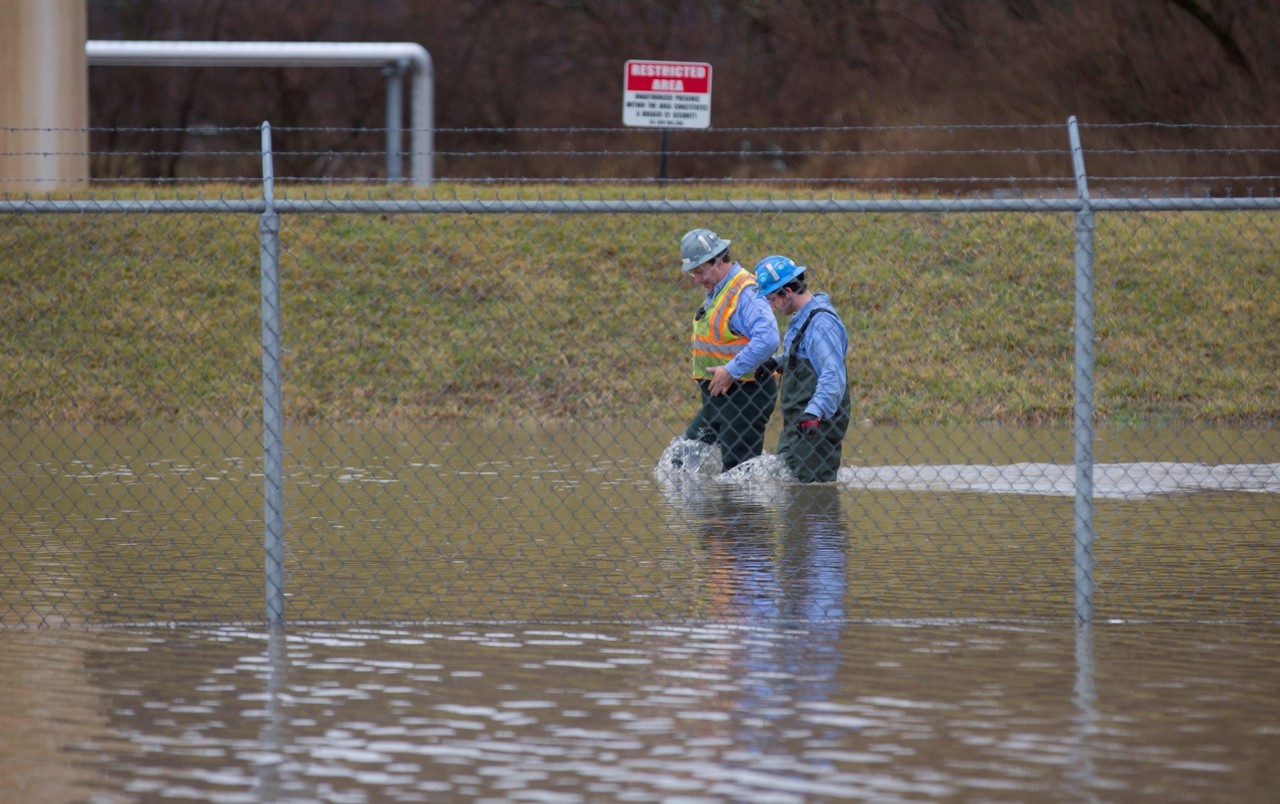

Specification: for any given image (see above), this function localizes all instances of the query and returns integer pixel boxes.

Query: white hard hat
[680,228,731,273]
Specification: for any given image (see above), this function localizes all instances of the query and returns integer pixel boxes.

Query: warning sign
[623,60,712,129]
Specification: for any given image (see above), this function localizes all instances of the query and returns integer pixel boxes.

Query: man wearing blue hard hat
[679,228,779,472]
[753,255,852,483]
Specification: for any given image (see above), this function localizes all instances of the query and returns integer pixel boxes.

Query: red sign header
[625,60,711,94]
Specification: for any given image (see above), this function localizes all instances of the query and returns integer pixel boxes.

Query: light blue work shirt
[780,293,849,419]
[705,264,780,379]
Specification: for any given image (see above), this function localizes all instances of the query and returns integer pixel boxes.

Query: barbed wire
[2,123,1075,134]
[10,121,1280,135]
[5,146,1076,156]
[1081,122,1280,130]
[44,146,1280,157]
[4,124,1278,193]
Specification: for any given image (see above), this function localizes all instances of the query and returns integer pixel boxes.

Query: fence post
[1067,116,1096,624]
[260,121,285,628]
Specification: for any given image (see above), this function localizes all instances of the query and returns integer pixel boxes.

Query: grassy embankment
[3,184,1277,426]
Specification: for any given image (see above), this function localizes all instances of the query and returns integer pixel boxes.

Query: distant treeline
[87,0,1278,187]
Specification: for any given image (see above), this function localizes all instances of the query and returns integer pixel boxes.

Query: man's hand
[753,357,779,383]
[707,366,735,396]
[797,413,821,435]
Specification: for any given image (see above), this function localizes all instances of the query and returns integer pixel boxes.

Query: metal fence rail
[2,121,1278,628]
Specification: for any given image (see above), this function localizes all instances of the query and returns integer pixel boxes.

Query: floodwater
[2,421,1279,800]
[3,422,1278,625]
[2,622,1279,801]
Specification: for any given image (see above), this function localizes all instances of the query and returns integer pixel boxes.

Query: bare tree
[86,0,1279,183]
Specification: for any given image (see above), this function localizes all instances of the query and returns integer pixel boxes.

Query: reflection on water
[3,423,1279,626]
[3,426,1278,797]
[656,471,848,623]
[1069,624,1101,800]
[651,435,1280,624]
[1,623,1277,801]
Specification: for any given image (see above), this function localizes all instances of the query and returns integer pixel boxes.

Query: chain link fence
[2,122,1278,628]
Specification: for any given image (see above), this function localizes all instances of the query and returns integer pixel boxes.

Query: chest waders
[685,373,778,472]
[777,310,852,483]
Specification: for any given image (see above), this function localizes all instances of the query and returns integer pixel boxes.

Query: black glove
[796,413,821,435]
[753,357,780,383]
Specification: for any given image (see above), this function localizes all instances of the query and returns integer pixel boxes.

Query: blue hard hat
[754,254,806,297]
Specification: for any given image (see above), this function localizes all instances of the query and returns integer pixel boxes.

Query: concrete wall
[0,0,88,192]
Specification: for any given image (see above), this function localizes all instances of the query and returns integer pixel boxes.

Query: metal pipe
[86,40,435,184]
[383,59,406,181]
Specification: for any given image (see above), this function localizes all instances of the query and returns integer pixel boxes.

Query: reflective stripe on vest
[691,268,756,380]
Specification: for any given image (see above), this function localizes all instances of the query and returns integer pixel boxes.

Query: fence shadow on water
[2,122,1278,628]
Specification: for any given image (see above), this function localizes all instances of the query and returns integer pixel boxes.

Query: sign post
[622,59,712,180]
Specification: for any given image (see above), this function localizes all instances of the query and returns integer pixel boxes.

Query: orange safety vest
[690,267,757,381]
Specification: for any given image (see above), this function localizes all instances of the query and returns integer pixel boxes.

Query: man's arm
[723,287,780,379]
[803,316,849,419]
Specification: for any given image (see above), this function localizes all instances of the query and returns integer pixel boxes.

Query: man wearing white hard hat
[679,228,779,472]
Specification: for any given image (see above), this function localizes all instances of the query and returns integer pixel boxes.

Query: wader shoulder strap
[787,308,839,371]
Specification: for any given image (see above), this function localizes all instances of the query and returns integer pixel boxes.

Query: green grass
[2,184,1277,426]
